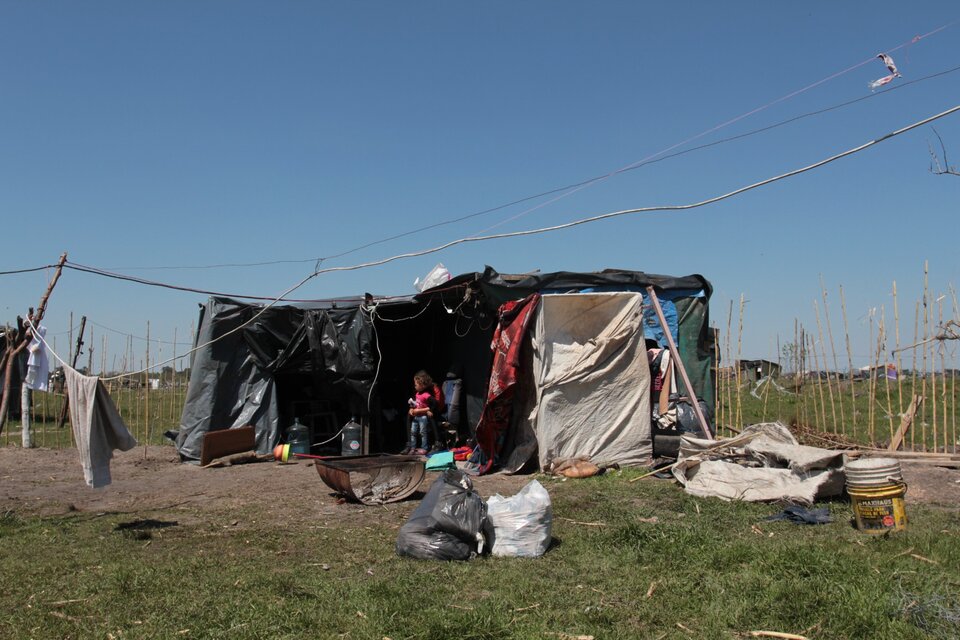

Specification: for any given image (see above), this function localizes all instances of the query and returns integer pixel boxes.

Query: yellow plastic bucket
[847,483,907,533]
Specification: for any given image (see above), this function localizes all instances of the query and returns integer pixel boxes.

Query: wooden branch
[646,286,713,440]
[888,395,923,451]
[930,127,960,177]
[56,315,86,429]
[0,253,67,433]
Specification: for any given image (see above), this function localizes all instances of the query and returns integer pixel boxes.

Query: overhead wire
[121,102,960,373]
[0,264,58,275]
[78,23,957,274]
[43,61,960,303]
[302,104,960,279]
[17,104,960,380]
[24,100,960,316]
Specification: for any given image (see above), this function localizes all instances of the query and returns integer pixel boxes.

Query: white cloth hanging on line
[25,324,49,392]
[63,365,138,488]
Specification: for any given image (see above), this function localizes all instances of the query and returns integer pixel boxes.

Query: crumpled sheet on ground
[671,422,846,504]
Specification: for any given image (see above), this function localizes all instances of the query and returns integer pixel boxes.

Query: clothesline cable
[68,24,958,274]
[26,269,322,381]
[61,261,417,303]
[23,103,960,380]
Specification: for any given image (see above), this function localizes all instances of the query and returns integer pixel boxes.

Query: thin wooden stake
[820,276,846,430]
[892,281,903,420]
[56,316,87,429]
[808,333,826,430]
[813,299,837,432]
[725,300,734,433]
[839,286,856,440]
[145,321,150,458]
[881,309,895,444]
[736,294,745,429]
[939,297,946,451]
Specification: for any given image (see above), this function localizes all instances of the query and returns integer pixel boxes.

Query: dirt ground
[0,446,534,528]
[1,446,958,526]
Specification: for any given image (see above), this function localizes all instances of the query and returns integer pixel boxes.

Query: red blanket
[474,293,540,474]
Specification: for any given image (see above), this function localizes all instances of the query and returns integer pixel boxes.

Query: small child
[405,371,436,454]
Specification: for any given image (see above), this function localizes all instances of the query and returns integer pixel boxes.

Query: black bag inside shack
[396,469,487,561]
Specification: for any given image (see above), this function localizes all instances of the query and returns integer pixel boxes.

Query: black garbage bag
[396,469,488,561]
[676,398,715,438]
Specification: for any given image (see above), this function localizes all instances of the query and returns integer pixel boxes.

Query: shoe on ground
[400,447,413,455]
[413,448,427,455]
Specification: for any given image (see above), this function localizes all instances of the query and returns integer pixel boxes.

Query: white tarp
[672,422,845,503]
[524,293,652,469]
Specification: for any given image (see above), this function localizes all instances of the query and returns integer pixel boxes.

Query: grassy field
[2,470,958,639]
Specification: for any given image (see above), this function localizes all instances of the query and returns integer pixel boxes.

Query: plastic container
[845,458,907,533]
[287,418,312,456]
[845,457,903,488]
[342,417,362,456]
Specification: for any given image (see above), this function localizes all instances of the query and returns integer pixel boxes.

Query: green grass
[2,472,958,639]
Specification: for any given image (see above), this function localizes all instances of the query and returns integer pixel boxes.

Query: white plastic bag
[486,480,552,557]
[414,263,452,292]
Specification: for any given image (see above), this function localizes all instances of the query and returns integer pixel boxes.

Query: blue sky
[1,3,958,371]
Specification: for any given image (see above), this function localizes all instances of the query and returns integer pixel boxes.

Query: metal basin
[314,454,426,505]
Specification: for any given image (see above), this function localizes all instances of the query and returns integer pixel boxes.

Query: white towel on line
[64,365,138,488]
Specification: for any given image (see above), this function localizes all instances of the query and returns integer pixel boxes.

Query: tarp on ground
[671,422,846,503]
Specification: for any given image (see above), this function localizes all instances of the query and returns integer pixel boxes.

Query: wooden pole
[892,281,903,419]
[820,277,846,430]
[776,334,783,422]
[145,321,151,458]
[0,252,67,434]
[939,296,947,451]
[813,300,837,432]
[880,310,895,444]
[645,286,712,440]
[724,299,734,432]
[839,286,856,439]
[713,326,725,436]
[56,316,87,429]
[922,261,929,450]
[910,301,920,451]
[735,294,745,429]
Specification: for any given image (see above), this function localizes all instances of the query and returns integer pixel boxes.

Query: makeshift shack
[172,267,715,469]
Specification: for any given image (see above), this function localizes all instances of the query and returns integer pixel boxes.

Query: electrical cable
[24,103,960,378]
[304,104,960,279]
[85,25,958,274]
[0,265,57,275]
[7,61,957,283]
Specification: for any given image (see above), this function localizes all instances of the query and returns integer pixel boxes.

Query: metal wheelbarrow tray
[314,454,426,505]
